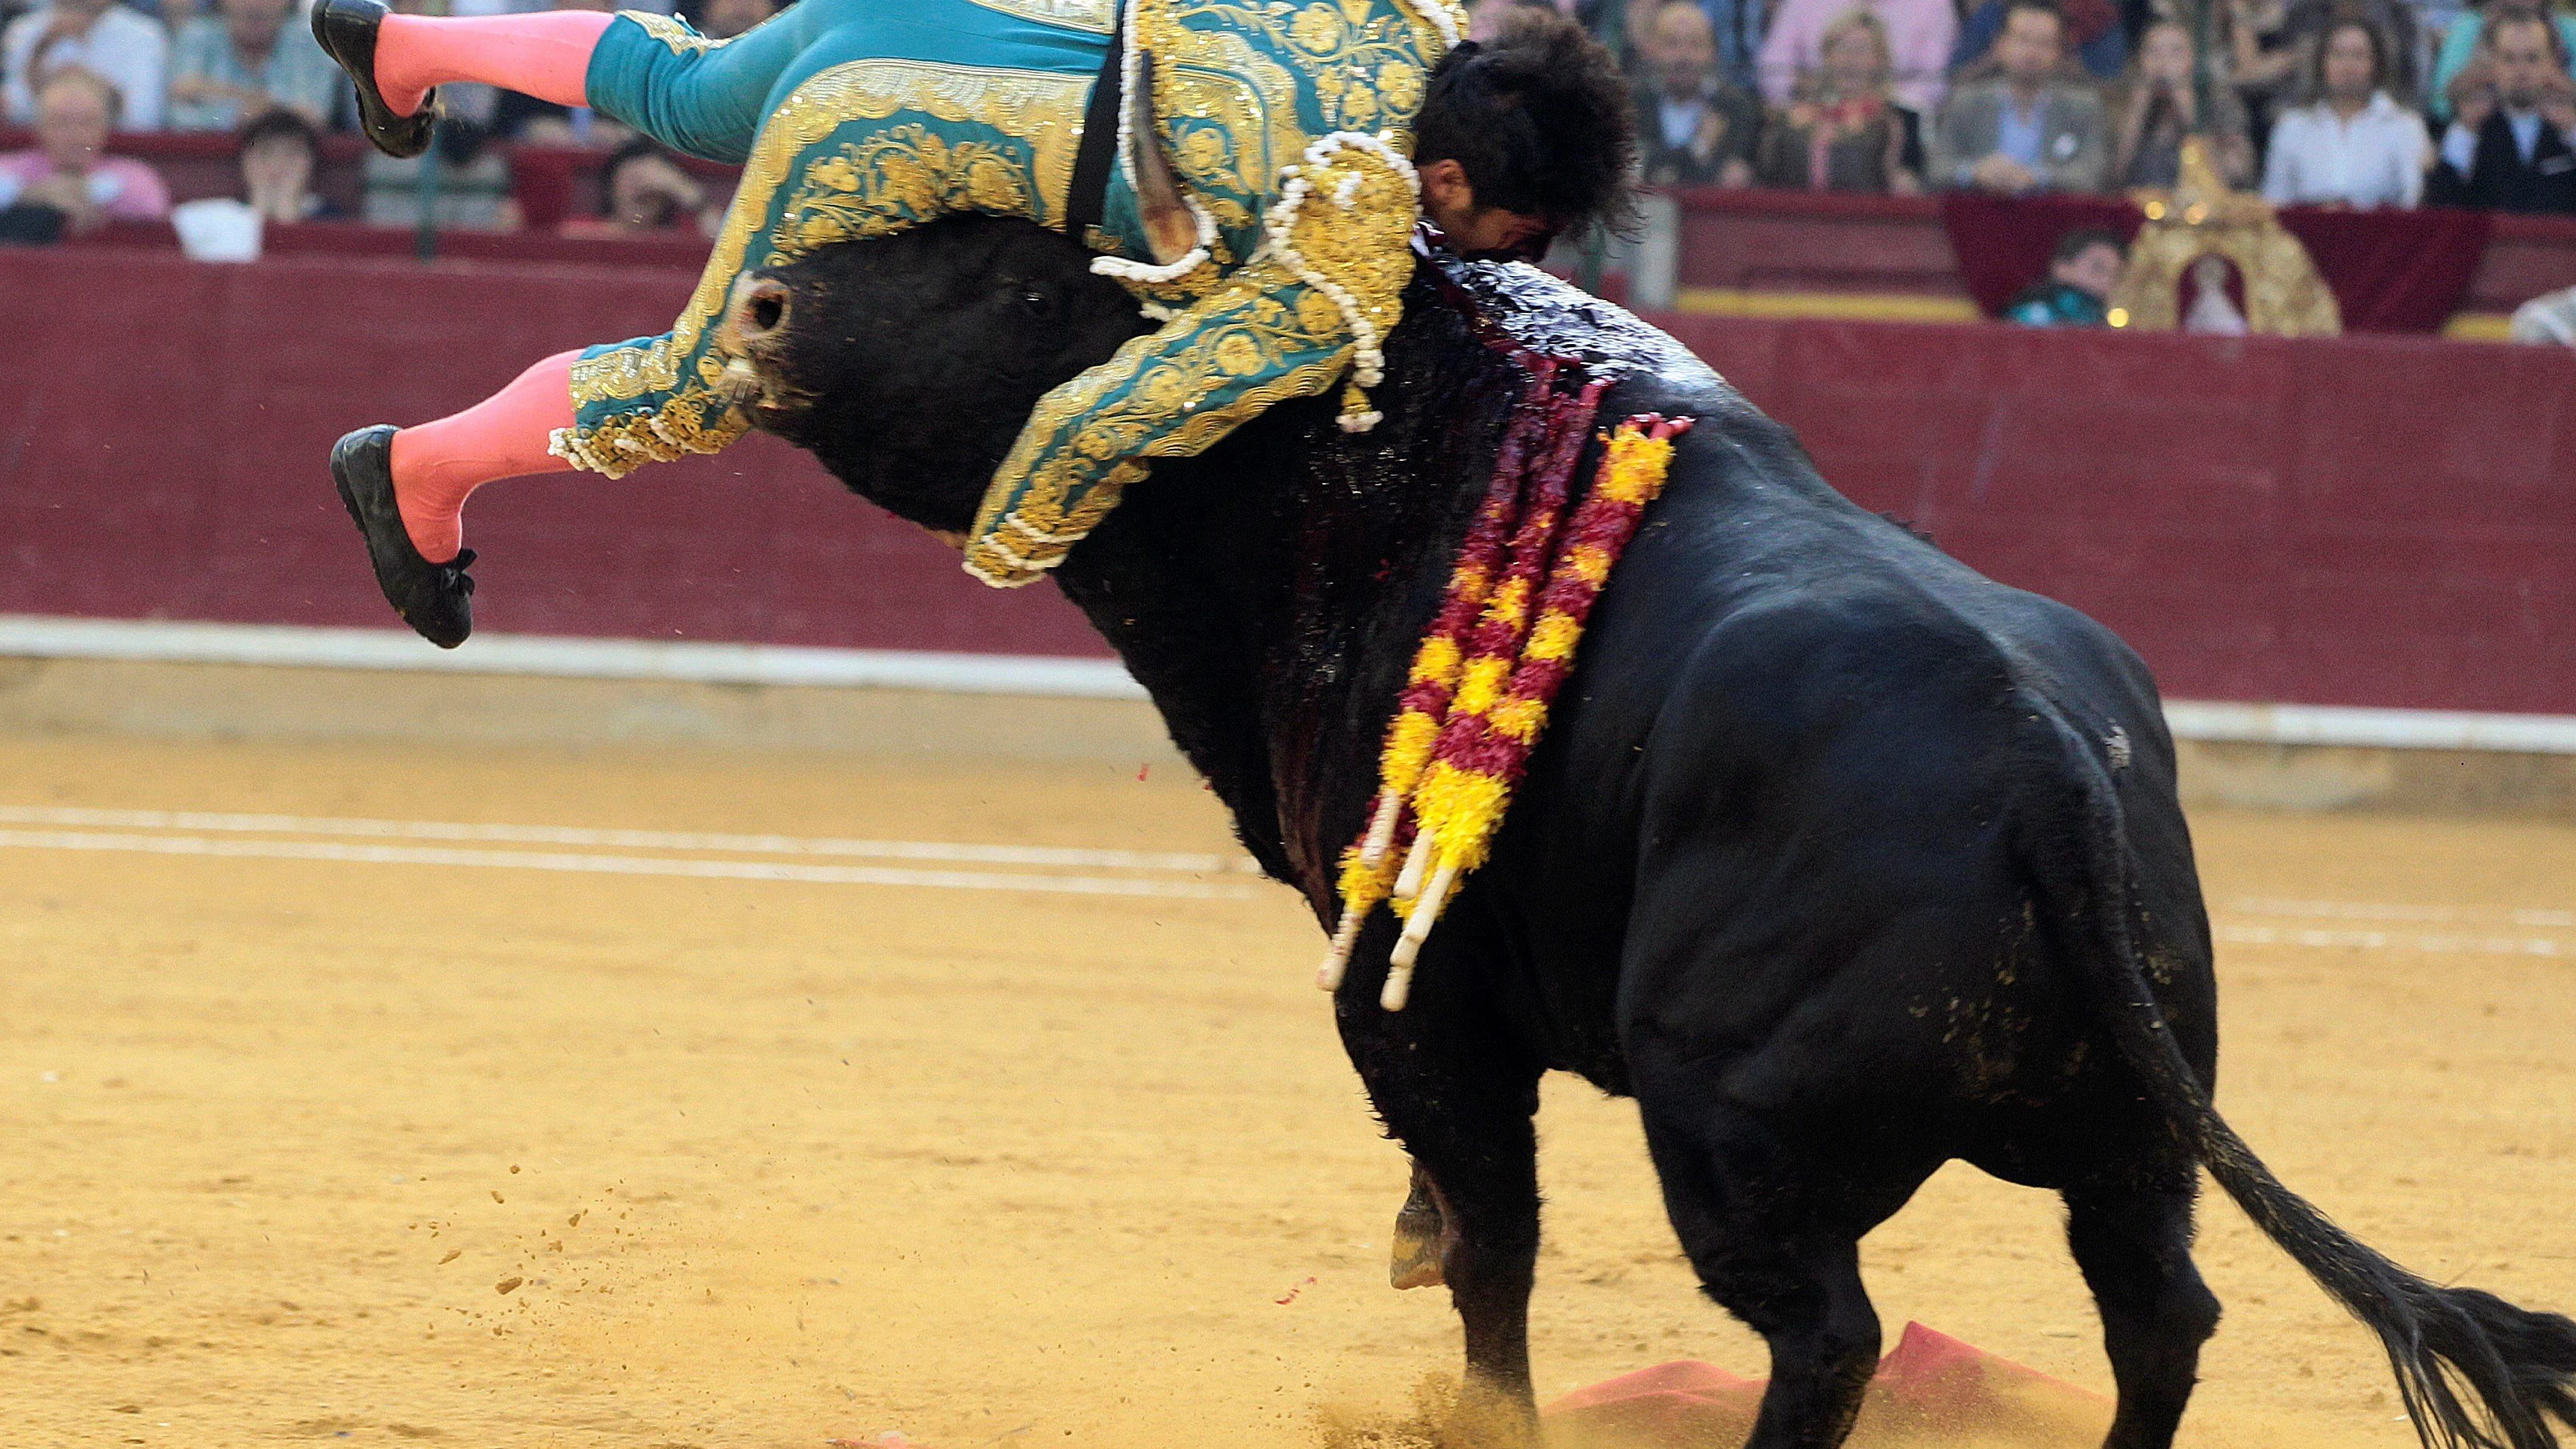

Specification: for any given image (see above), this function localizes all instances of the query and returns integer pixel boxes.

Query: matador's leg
[335,52,1096,644]
[316,0,820,163]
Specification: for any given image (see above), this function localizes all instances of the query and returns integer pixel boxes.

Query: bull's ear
[1125,53,1200,266]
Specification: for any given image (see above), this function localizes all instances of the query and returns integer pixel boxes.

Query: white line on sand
[0,829,1266,900]
[2216,924,2566,959]
[0,805,1260,875]
[2227,896,2574,930]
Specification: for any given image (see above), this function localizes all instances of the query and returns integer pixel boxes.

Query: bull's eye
[1018,288,1058,321]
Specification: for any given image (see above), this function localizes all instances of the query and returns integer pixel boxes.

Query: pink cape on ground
[1542,1322,2114,1448]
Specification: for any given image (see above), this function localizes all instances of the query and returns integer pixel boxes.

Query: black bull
[716,217,2576,1449]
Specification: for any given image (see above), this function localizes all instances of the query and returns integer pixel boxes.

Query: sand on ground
[2,733,2570,1449]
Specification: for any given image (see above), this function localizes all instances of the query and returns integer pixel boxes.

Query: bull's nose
[730,276,792,343]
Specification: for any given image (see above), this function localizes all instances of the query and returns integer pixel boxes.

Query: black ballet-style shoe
[313,0,437,160]
[331,426,475,649]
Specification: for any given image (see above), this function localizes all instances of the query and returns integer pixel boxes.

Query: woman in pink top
[0,66,172,233]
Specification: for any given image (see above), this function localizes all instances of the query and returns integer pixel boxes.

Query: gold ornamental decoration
[2108,138,2341,338]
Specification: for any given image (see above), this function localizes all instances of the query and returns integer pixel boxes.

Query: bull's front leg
[1336,932,1545,1448]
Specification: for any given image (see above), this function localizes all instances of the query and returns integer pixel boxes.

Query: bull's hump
[1430,254,1724,399]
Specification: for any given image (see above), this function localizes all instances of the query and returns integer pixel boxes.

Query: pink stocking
[388,350,580,564]
[374,11,614,116]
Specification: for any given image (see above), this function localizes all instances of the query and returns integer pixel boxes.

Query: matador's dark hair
[1414,10,1638,241]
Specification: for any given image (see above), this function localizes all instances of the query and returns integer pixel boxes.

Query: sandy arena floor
[2,732,2571,1449]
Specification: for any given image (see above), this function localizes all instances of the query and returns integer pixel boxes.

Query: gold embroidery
[621,10,730,57]
[966,252,1365,582]
[565,59,1091,454]
[962,0,1118,31]
[774,125,1035,259]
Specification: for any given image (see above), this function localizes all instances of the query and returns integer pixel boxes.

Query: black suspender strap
[1064,3,1129,239]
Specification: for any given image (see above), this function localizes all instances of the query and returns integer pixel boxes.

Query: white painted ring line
[0,806,1262,875]
[0,829,1266,901]
[6,615,2574,755]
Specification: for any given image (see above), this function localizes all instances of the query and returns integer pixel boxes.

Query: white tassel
[1392,829,1436,902]
[1357,792,1404,869]
[1318,906,1366,992]
[1382,859,1459,1011]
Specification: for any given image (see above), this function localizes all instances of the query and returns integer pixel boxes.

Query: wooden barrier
[1,245,2567,715]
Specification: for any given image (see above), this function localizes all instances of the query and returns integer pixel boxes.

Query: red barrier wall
[2,248,2569,713]
[1667,314,2576,715]
[0,247,1108,658]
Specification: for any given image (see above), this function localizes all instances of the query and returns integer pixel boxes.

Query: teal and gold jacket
[554,0,1466,587]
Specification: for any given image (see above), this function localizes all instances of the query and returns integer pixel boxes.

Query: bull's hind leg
[2064,1172,2222,1449]
[1638,1103,1930,1449]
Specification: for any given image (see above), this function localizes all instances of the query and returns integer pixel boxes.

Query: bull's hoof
[331,426,474,649]
[314,0,437,159]
[1390,1167,1453,1290]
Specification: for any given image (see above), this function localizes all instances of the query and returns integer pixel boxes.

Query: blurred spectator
[2427,0,2574,121]
[2224,0,2419,148]
[1954,0,2126,80]
[698,0,773,41]
[2003,225,2124,322]
[238,105,338,220]
[3,0,168,129]
[1633,0,1763,186]
[2427,7,2576,212]
[167,0,343,131]
[2110,19,2252,186]
[494,0,631,146]
[1760,0,1954,111]
[0,67,170,234]
[2261,18,2428,207]
[363,120,518,228]
[1932,0,2109,193]
[559,136,719,236]
[1756,9,1926,191]
[2507,281,2576,340]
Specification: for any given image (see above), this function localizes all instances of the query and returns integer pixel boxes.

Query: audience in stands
[2428,5,2576,211]
[1930,0,2108,193]
[2261,18,2428,206]
[697,0,775,42]
[0,66,170,234]
[2003,224,2124,324]
[1756,8,1926,191]
[558,134,718,236]
[1952,0,2124,79]
[1757,0,1956,113]
[166,0,342,131]
[1634,0,1765,186]
[362,119,518,229]
[2109,19,2251,186]
[2426,0,2576,120]
[494,0,630,146]
[237,104,336,220]
[3,0,167,129]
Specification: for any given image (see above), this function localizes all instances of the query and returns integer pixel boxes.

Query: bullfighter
[312,0,1634,645]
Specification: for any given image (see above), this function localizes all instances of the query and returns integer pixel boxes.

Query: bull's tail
[2020,698,2576,1449]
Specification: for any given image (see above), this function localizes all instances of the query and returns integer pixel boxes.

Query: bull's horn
[1124,53,1200,266]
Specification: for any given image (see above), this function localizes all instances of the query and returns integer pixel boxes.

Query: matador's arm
[962,137,1421,587]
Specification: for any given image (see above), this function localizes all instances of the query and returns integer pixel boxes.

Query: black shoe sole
[314,0,438,161]
[332,425,475,649]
